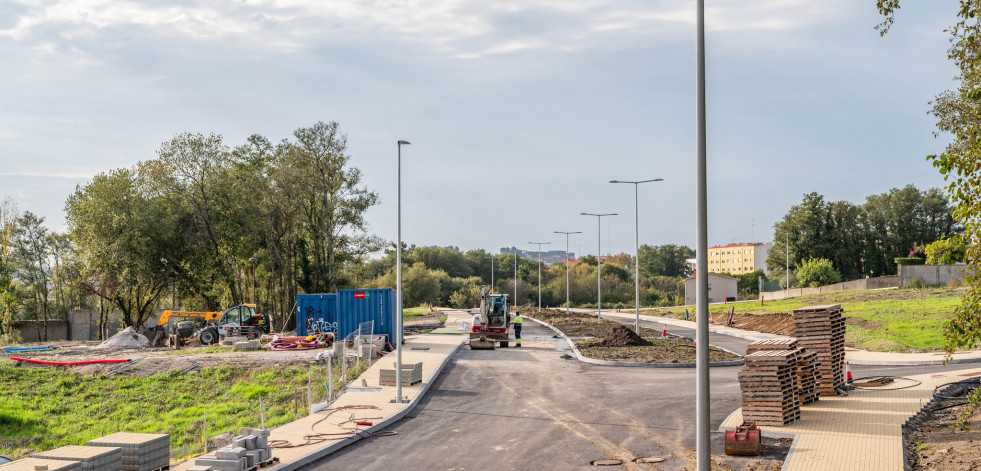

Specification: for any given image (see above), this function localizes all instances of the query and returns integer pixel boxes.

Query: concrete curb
[847,356,981,366]
[717,408,799,471]
[526,316,744,368]
[274,340,464,471]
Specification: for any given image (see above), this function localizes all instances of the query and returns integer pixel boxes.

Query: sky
[0,0,961,258]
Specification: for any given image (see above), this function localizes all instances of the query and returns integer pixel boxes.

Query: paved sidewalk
[171,309,472,471]
[720,366,981,471]
[568,308,981,365]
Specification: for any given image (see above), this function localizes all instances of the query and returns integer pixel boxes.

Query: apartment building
[707,242,772,275]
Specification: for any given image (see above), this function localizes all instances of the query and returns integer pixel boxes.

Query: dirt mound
[97,326,149,349]
[601,324,653,347]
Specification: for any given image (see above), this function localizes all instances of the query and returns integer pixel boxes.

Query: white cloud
[0,0,852,61]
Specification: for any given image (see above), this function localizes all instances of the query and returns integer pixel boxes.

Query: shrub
[895,257,926,266]
[925,236,967,265]
[796,258,842,288]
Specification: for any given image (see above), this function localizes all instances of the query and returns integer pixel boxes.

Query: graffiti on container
[302,306,337,334]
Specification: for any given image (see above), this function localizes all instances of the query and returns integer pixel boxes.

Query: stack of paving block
[194,428,272,471]
[793,304,845,396]
[738,349,800,426]
[379,362,422,386]
[87,433,170,471]
[745,339,821,405]
[0,458,83,471]
[33,446,122,471]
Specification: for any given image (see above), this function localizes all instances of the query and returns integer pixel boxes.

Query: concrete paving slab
[721,366,981,471]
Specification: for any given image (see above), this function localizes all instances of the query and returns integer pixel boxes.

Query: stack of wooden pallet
[745,338,820,405]
[738,349,801,426]
[793,304,845,396]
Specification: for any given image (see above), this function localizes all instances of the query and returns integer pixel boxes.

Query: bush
[895,257,926,266]
[925,236,967,265]
[796,258,842,288]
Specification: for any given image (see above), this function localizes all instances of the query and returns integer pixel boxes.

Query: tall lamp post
[610,178,663,333]
[694,0,710,467]
[486,254,496,291]
[580,213,617,323]
[528,242,551,311]
[248,257,258,304]
[513,248,519,305]
[554,231,581,315]
[395,139,410,404]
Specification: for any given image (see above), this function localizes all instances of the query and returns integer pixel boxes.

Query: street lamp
[486,254,496,291]
[694,0,710,468]
[610,178,664,333]
[513,248,519,306]
[580,213,617,323]
[528,242,551,311]
[395,139,410,404]
[554,231,581,316]
[248,256,258,304]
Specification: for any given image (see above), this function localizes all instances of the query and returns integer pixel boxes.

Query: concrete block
[243,436,256,450]
[244,451,261,468]
[231,436,247,449]
[187,467,213,471]
[254,437,267,449]
[251,429,270,438]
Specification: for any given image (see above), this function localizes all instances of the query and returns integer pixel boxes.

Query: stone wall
[899,264,973,287]
[761,276,900,301]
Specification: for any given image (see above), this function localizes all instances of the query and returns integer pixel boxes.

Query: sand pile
[601,324,653,347]
[98,326,150,349]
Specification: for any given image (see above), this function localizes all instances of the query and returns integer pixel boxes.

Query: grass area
[649,288,965,353]
[403,305,439,319]
[0,360,371,460]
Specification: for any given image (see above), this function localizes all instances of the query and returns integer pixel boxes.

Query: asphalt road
[305,323,782,471]
[303,320,966,471]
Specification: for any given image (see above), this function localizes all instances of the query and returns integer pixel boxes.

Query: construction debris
[793,304,845,396]
[97,327,149,349]
[600,324,653,347]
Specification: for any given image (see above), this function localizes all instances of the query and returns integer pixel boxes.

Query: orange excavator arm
[155,309,222,326]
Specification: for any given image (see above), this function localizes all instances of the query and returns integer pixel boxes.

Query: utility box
[296,289,397,343]
[296,294,337,336]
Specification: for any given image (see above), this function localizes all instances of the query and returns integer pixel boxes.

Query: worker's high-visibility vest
[513,315,522,325]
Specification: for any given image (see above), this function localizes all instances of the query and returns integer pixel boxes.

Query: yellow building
[707,242,772,275]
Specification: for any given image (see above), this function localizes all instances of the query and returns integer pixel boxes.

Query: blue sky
[0,0,960,257]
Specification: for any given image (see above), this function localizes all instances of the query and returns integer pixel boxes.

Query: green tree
[10,212,53,339]
[925,236,967,265]
[638,244,694,278]
[66,169,181,330]
[0,197,19,341]
[796,258,842,288]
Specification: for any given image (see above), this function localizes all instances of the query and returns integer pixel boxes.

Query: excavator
[146,303,270,348]
[469,287,511,350]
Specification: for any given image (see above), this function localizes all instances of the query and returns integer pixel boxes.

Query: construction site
[3,286,981,471]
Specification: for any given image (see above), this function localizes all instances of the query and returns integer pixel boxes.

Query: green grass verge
[649,288,964,352]
[0,362,364,460]
[402,306,439,319]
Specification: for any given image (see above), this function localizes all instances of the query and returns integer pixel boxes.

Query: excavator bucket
[469,335,496,350]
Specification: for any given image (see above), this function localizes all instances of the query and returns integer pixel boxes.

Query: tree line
[766,185,960,285]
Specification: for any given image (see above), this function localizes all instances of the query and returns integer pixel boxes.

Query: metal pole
[581,213,616,323]
[695,0,710,468]
[491,255,495,291]
[528,242,551,310]
[514,248,518,304]
[260,397,265,429]
[786,231,790,295]
[634,184,640,333]
[555,231,581,315]
[396,140,409,404]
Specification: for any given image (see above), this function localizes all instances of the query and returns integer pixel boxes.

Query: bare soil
[655,309,795,336]
[4,344,323,377]
[908,404,981,470]
[516,307,741,364]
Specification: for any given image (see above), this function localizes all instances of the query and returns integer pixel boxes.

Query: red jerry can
[724,422,763,456]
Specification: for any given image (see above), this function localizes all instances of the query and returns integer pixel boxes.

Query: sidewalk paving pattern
[170,309,473,471]
[721,366,981,471]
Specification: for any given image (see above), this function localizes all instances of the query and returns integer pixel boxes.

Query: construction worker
[513,311,523,347]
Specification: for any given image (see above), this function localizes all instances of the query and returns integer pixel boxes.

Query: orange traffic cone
[846,361,853,383]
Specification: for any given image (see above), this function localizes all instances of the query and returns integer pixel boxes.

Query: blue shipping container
[336,288,397,344]
[296,293,337,336]
[295,289,397,343]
